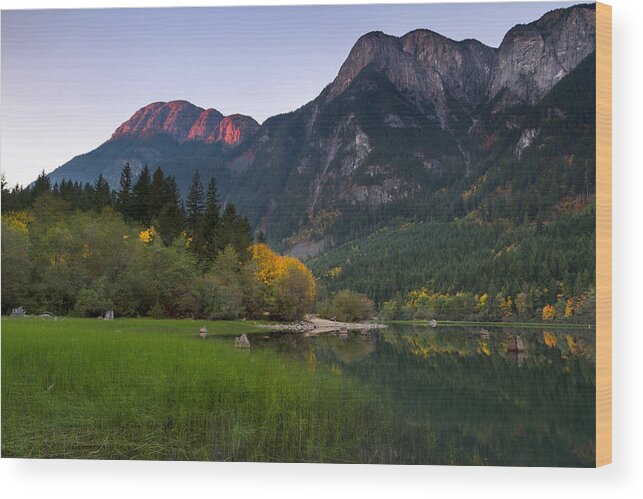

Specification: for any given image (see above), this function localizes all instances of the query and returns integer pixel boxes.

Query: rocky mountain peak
[490,3,596,108]
[326,3,595,118]
[110,100,259,147]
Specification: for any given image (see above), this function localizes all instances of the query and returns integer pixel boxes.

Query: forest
[1,156,596,324]
[1,166,316,321]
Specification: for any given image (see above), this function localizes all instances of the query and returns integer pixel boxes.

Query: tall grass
[1,318,389,462]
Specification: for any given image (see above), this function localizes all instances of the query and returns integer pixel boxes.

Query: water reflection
[244,325,596,466]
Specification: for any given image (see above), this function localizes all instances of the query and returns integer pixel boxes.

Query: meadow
[2,318,595,465]
[1,318,388,462]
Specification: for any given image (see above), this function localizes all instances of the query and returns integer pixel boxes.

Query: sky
[1,1,575,186]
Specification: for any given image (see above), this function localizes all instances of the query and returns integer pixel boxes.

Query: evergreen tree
[255,230,267,244]
[149,167,167,222]
[132,165,152,225]
[117,163,133,220]
[94,174,111,209]
[79,182,95,211]
[203,176,221,258]
[185,170,206,257]
[217,204,253,260]
[32,170,51,201]
[157,176,185,245]
[186,170,204,233]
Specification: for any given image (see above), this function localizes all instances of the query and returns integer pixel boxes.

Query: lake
[232,324,596,467]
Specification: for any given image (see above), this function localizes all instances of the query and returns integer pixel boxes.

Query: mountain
[47,101,259,195]
[224,3,596,250]
[44,3,597,295]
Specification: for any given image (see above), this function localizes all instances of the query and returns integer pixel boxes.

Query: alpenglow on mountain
[46,3,597,264]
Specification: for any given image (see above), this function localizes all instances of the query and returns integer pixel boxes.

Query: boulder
[234,334,251,349]
[10,307,27,317]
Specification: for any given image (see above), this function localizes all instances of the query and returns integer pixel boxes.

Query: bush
[324,290,375,322]
[74,284,113,317]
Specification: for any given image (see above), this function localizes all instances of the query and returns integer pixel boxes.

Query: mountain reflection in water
[235,325,596,466]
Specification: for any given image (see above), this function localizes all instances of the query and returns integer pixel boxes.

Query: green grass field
[1,318,388,462]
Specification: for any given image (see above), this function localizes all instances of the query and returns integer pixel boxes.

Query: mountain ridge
[43,2,597,259]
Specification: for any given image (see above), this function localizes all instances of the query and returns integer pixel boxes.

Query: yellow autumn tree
[250,243,316,320]
[499,295,513,320]
[139,226,158,245]
[542,304,555,321]
[476,293,489,314]
[543,331,558,348]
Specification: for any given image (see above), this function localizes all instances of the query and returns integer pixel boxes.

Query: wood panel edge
[595,1,612,468]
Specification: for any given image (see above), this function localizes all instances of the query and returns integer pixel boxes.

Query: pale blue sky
[1,2,575,186]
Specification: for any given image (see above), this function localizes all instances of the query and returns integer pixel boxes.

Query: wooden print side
[596,1,612,468]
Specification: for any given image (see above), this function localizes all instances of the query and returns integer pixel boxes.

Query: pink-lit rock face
[111,101,259,147]
[208,115,261,146]
[187,108,224,141]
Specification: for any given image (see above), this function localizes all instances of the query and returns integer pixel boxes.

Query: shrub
[325,290,375,322]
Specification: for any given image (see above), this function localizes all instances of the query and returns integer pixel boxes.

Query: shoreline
[259,315,387,335]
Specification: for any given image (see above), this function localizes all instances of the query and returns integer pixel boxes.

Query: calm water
[224,325,596,467]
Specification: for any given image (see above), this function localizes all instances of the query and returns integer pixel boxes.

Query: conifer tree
[116,163,133,220]
[186,170,204,233]
[157,176,185,245]
[217,204,253,260]
[149,167,167,221]
[203,176,221,258]
[94,174,111,209]
[132,165,152,224]
[79,182,95,211]
[185,170,206,256]
[31,170,51,201]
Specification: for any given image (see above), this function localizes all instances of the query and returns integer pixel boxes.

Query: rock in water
[234,334,251,348]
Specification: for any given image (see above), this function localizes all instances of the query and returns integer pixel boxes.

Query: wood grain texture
[596,1,612,468]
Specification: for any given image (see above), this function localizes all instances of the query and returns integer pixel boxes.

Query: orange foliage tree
[542,304,555,321]
[250,243,316,320]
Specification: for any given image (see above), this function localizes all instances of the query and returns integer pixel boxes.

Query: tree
[186,170,204,230]
[132,165,151,224]
[249,243,316,320]
[196,245,244,320]
[149,167,167,221]
[203,176,221,258]
[185,170,205,257]
[326,290,374,322]
[1,220,31,312]
[255,230,267,244]
[94,174,111,209]
[272,260,318,320]
[79,182,95,211]
[217,204,253,260]
[542,304,555,321]
[116,163,133,220]
[156,176,185,245]
[31,170,51,201]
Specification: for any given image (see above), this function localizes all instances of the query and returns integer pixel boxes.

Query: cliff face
[327,4,596,116]
[327,30,496,123]
[110,100,259,147]
[490,5,596,109]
